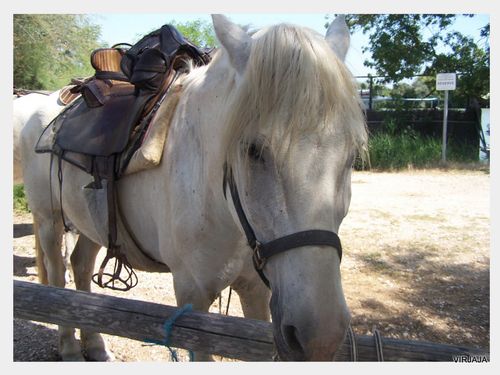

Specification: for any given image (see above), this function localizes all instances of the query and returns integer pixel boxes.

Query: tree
[432,29,489,106]
[168,19,218,48]
[389,78,431,99]
[14,14,102,90]
[331,14,489,106]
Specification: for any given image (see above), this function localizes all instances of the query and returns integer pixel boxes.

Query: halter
[222,163,343,288]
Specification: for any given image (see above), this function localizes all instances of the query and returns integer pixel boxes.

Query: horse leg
[35,215,84,361]
[172,272,218,361]
[63,231,78,283]
[231,261,271,321]
[33,217,47,285]
[70,235,114,361]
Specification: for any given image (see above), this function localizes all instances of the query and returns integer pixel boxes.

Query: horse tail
[33,218,48,285]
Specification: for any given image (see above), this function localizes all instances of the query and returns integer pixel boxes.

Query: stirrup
[92,245,138,291]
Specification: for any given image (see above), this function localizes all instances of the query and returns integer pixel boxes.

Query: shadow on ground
[13,319,60,361]
[350,244,489,350]
[13,223,33,238]
[13,255,37,278]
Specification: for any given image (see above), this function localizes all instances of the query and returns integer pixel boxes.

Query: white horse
[20,15,367,361]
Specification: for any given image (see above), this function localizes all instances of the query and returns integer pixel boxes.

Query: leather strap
[94,70,129,82]
[258,230,342,261]
[223,164,342,288]
[223,165,258,248]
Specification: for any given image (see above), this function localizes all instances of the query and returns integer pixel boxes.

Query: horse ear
[325,15,350,61]
[212,14,251,74]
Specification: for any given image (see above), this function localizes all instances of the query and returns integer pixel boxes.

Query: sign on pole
[436,73,456,162]
[436,73,456,91]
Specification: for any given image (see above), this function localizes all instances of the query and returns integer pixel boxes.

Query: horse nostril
[282,325,305,355]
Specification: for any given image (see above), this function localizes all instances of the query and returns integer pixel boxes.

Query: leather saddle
[45,25,210,162]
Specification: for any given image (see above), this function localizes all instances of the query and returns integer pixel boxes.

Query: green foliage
[345,14,456,80]
[14,14,103,90]
[13,185,29,213]
[390,78,431,99]
[432,31,490,107]
[368,132,441,170]
[362,130,478,170]
[168,19,218,48]
[337,14,489,105]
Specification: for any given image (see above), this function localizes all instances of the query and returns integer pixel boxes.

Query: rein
[222,164,343,288]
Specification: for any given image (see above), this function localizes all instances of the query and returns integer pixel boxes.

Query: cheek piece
[222,163,342,288]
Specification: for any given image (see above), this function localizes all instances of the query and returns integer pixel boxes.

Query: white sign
[436,73,456,91]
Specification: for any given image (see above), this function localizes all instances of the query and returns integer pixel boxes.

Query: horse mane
[221,23,368,168]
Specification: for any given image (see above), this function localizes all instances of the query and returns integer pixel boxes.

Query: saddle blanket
[123,81,183,176]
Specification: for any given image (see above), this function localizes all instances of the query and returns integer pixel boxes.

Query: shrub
[361,131,477,170]
[14,184,29,212]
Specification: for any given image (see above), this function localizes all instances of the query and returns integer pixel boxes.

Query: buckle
[252,241,266,270]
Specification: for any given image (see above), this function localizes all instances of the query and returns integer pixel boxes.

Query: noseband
[222,164,342,288]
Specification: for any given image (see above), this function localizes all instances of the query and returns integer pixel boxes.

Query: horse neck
[169,62,237,226]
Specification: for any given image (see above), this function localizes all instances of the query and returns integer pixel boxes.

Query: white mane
[219,23,368,168]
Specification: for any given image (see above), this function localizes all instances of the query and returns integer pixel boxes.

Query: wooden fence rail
[14,280,488,361]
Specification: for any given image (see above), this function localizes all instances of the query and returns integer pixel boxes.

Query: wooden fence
[13,280,488,362]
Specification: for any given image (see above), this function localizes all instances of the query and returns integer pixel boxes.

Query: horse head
[212,15,367,360]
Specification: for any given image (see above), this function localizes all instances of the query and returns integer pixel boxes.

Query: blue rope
[145,304,195,361]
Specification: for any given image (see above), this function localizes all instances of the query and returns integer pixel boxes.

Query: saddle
[35,25,212,290]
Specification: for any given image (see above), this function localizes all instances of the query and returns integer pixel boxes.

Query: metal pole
[442,90,449,162]
[369,76,373,110]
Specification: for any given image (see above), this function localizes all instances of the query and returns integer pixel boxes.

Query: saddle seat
[58,48,127,106]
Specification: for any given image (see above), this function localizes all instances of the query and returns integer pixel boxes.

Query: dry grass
[341,170,489,349]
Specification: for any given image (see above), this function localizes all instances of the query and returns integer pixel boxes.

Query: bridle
[222,163,343,288]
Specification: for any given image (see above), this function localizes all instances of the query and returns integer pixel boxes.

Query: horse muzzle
[270,289,351,361]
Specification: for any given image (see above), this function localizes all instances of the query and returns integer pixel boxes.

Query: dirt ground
[13,169,490,361]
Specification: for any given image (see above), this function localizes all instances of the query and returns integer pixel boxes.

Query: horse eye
[247,143,265,162]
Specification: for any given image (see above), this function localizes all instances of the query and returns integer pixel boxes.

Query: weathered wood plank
[14,280,274,361]
[13,280,488,361]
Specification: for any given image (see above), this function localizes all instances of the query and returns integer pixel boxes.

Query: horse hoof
[60,351,85,361]
[85,348,116,362]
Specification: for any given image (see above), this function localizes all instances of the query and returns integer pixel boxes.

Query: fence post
[442,89,449,162]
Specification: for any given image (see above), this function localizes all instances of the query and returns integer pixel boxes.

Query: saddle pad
[123,83,183,175]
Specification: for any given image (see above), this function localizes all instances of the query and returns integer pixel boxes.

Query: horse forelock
[221,23,368,169]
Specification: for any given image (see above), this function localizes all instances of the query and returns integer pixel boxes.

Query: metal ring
[252,241,266,270]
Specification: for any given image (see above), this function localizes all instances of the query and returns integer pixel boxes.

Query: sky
[92,13,490,79]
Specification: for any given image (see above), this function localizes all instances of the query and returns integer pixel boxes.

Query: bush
[14,184,29,212]
[368,132,441,169]
[361,131,478,170]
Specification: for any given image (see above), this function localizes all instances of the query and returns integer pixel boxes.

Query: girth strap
[223,164,342,288]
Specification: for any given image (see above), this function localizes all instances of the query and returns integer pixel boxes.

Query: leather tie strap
[223,164,343,288]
